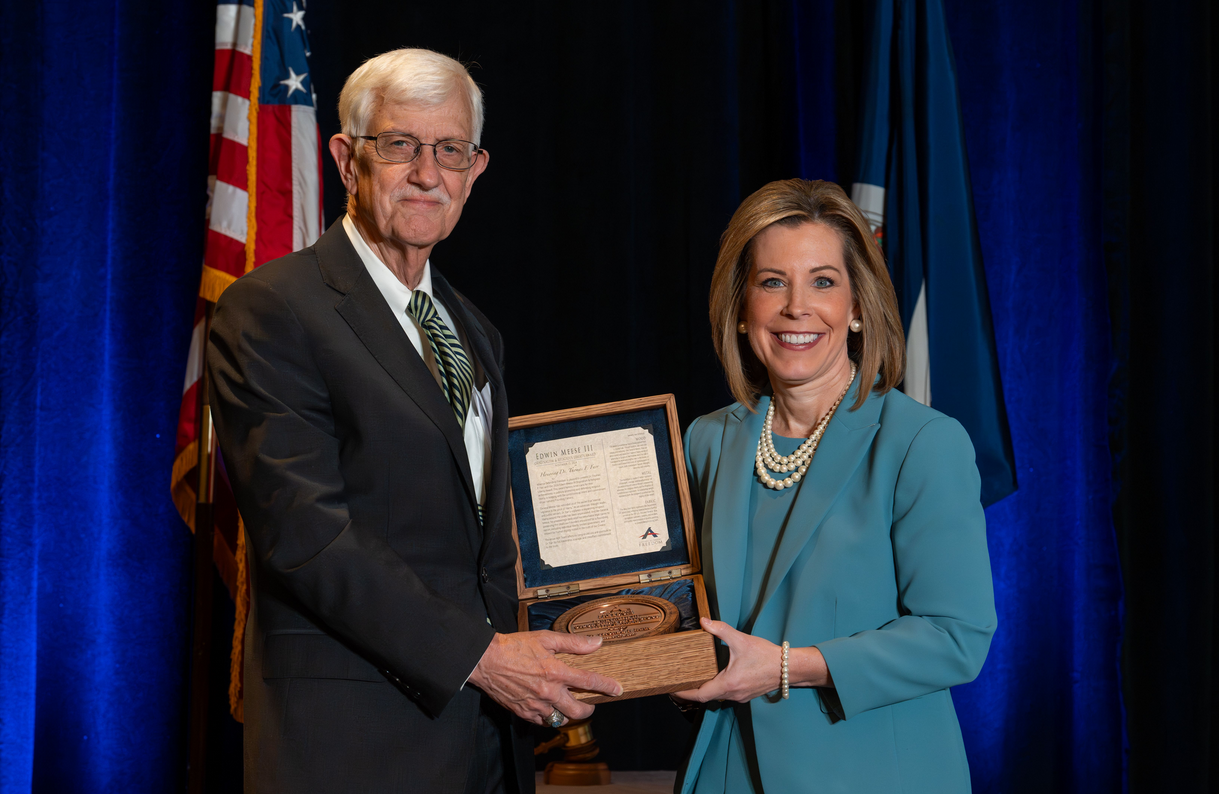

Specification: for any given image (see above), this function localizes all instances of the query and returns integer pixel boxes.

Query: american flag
[172,0,322,721]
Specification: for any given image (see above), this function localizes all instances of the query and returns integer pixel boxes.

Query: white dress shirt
[342,214,493,515]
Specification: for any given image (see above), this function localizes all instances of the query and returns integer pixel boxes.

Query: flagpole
[186,302,217,794]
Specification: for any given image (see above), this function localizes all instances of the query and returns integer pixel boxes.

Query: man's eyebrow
[379,128,470,141]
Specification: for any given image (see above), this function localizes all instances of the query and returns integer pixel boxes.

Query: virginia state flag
[851,0,1016,506]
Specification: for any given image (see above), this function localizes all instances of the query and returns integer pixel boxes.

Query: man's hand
[467,631,623,725]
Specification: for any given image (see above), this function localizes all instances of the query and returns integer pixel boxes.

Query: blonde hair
[708,179,905,412]
[338,48,484,144]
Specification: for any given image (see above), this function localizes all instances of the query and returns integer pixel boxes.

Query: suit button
[481,567,489,583]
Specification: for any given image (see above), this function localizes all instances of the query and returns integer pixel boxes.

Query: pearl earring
[738,322,748,334]
[850,319,863,333]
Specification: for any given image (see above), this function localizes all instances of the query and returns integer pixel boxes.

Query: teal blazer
[679,383,997,794]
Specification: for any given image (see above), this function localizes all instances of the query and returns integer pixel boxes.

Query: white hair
[338,48,485,145]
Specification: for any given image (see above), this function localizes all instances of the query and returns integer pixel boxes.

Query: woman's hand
[673,618,836,705]
[673,618,783,704]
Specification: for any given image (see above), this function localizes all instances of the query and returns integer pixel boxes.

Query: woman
[673,179,997,793]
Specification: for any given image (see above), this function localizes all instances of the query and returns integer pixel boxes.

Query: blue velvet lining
[510,407,690,588]
[526,579,699,633]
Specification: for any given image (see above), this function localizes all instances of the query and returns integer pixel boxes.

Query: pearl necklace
[755,363,857,490]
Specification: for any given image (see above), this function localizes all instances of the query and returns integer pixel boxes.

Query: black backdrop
[1103,1,1217,789]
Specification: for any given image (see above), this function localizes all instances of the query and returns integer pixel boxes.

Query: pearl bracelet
[780,641,790,700]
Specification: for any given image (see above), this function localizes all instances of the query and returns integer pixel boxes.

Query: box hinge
[536,584,580,599]
[639,569,684,584]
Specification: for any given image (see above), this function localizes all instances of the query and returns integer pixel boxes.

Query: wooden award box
[509,394,720,703]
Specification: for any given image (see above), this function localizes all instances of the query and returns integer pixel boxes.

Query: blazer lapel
[705,401,765,630]
[754,381,883,614]
[316,223,479,512]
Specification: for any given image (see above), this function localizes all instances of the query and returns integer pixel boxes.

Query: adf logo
[639,528,659,540]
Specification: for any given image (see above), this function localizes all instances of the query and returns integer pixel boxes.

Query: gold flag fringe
[200,265,237,304]
[228,516,249,723]
[171,442,199,530]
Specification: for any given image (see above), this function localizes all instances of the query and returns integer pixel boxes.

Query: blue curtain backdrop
[940,3,1124,790]
[793,2,1124,787]
[4,0,1210,791]
[0,0,213,791]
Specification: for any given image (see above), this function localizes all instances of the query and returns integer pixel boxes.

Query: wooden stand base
[537,718,613,786]
[544,761,612,786]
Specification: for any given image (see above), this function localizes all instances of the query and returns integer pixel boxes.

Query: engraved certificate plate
[552,595,680,643]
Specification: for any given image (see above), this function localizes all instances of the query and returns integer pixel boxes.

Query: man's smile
[401,195,447,206]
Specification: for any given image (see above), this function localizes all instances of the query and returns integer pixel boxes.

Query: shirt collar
[342,213,434,317]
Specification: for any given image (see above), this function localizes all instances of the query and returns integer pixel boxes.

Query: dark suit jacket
[208,220,531,793]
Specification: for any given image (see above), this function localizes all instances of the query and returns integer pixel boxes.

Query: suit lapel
[754,381,883,614]
[705,401,764,630]
[316,223,479,513]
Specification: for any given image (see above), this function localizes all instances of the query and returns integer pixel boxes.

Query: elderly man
[208,48,620,794]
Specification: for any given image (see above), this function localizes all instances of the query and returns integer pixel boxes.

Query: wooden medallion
[552,595,680,643]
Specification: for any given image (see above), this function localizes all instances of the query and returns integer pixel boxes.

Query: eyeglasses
[356,132,482,171]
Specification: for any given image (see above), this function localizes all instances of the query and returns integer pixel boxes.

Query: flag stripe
[291,105,321,250]
[182,319,205,394]
[214,3,256,54]
[209,180,249,242]
[215,139,249,194]
[203,229,247,279]
[213,49,253,100]
[177,386,200,452]
[209,92,227,135]
[209,92,252,146]
[253,104,294,265]
[221,92,251,146]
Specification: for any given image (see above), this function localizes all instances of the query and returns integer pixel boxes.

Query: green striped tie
[407,290,475,431]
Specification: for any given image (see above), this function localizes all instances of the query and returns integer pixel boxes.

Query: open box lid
[507,394,701,600]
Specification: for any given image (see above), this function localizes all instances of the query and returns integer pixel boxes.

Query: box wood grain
[557,630,719,703]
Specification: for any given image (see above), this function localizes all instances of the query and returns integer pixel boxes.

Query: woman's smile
[773,331,824,349]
